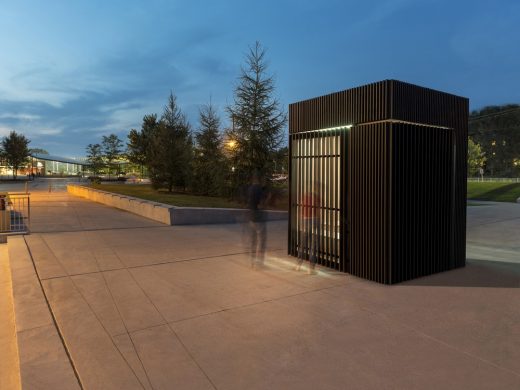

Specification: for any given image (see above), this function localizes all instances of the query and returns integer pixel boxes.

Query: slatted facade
[288,80,468,284]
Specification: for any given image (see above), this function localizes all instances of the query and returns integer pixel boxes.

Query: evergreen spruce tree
[127,114,159,177]
[148,92,192,192]
[226,42,287,193]
[192,103,227,195]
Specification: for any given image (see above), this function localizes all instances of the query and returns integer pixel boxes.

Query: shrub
[88,176,101,184]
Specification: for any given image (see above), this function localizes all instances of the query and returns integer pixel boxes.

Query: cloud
[0,87,80,109]
[0,126,12,137]
[349,0,416,29]
[37,128,63,136]
[93,106,156,135]
[0,0,243,156]
[0,113,41,121]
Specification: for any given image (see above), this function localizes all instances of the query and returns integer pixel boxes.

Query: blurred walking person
[297,182,321,274]
[247,173,267,268]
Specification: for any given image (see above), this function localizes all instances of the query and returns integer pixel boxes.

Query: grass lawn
[467,181,520,202]
[90,183,288,210]
[93,182,517,206]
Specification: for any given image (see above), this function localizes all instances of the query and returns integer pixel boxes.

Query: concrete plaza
[2,179,520,389]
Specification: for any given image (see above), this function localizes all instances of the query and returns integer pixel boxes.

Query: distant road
[0,177,85,193]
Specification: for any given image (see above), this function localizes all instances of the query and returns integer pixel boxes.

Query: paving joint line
[353,300,520,379]
[68,275,151,390]
[15,322,56,335]
[32,225,171,234]
[22,236,85,390]
[112,282,350,337]
[169,282,350,326]
[29,227,157,389]
[85,230,156,390]
[37,248,295,281]
[120,257,219,390]
[38,235,70,277]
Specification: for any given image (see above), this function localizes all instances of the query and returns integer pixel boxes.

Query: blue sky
[0,0,519,156]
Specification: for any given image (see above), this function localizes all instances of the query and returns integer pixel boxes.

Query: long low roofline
[30,153,88,165]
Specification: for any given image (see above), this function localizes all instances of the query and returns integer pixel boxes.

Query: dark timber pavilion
[288,80,468,284]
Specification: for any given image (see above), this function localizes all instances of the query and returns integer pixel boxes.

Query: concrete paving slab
[30,221,286,272]
[467,202,520,249]
[29,192,164,233]
[170,289,520,390]
[84,232,126,271]
[71,273,127,337]
[8,237,54,332]
[128,251,352,324]
[0,244,21,390]
[16,325,80,390]
[128,264,223,323]
[42,277,144,390]
[102,269,166,333]
[322,270,520,375]
[7,236,81,390]
[113,333,154,390]
[37,233,101,276]
[130,325,214,390]
[467,244,520,264]
[23,235,68,280]
[7,190,520,389]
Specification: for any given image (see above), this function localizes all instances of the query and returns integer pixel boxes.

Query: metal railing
[0,192,31,235]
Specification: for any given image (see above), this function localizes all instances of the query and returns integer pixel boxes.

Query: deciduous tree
[86,143,104,175]
[102,134,123,178]
[1,131,30,179]
[468,138,486,177]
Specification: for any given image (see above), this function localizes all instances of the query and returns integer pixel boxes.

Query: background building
[29,153,87,176]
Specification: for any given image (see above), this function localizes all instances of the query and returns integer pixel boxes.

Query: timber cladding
[288,79,468,284]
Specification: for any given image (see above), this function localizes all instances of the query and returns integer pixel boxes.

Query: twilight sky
[0,0,519,156]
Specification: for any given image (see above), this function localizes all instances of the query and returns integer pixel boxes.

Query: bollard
[48,183,52,193]
[25,181,28,194]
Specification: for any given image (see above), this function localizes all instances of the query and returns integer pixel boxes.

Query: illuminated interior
[290,128,346,267]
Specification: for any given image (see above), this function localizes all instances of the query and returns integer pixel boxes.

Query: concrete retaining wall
[67,185,287,225]
[67,185,172,224]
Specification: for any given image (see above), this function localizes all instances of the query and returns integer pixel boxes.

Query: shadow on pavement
[403,258,520,288]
